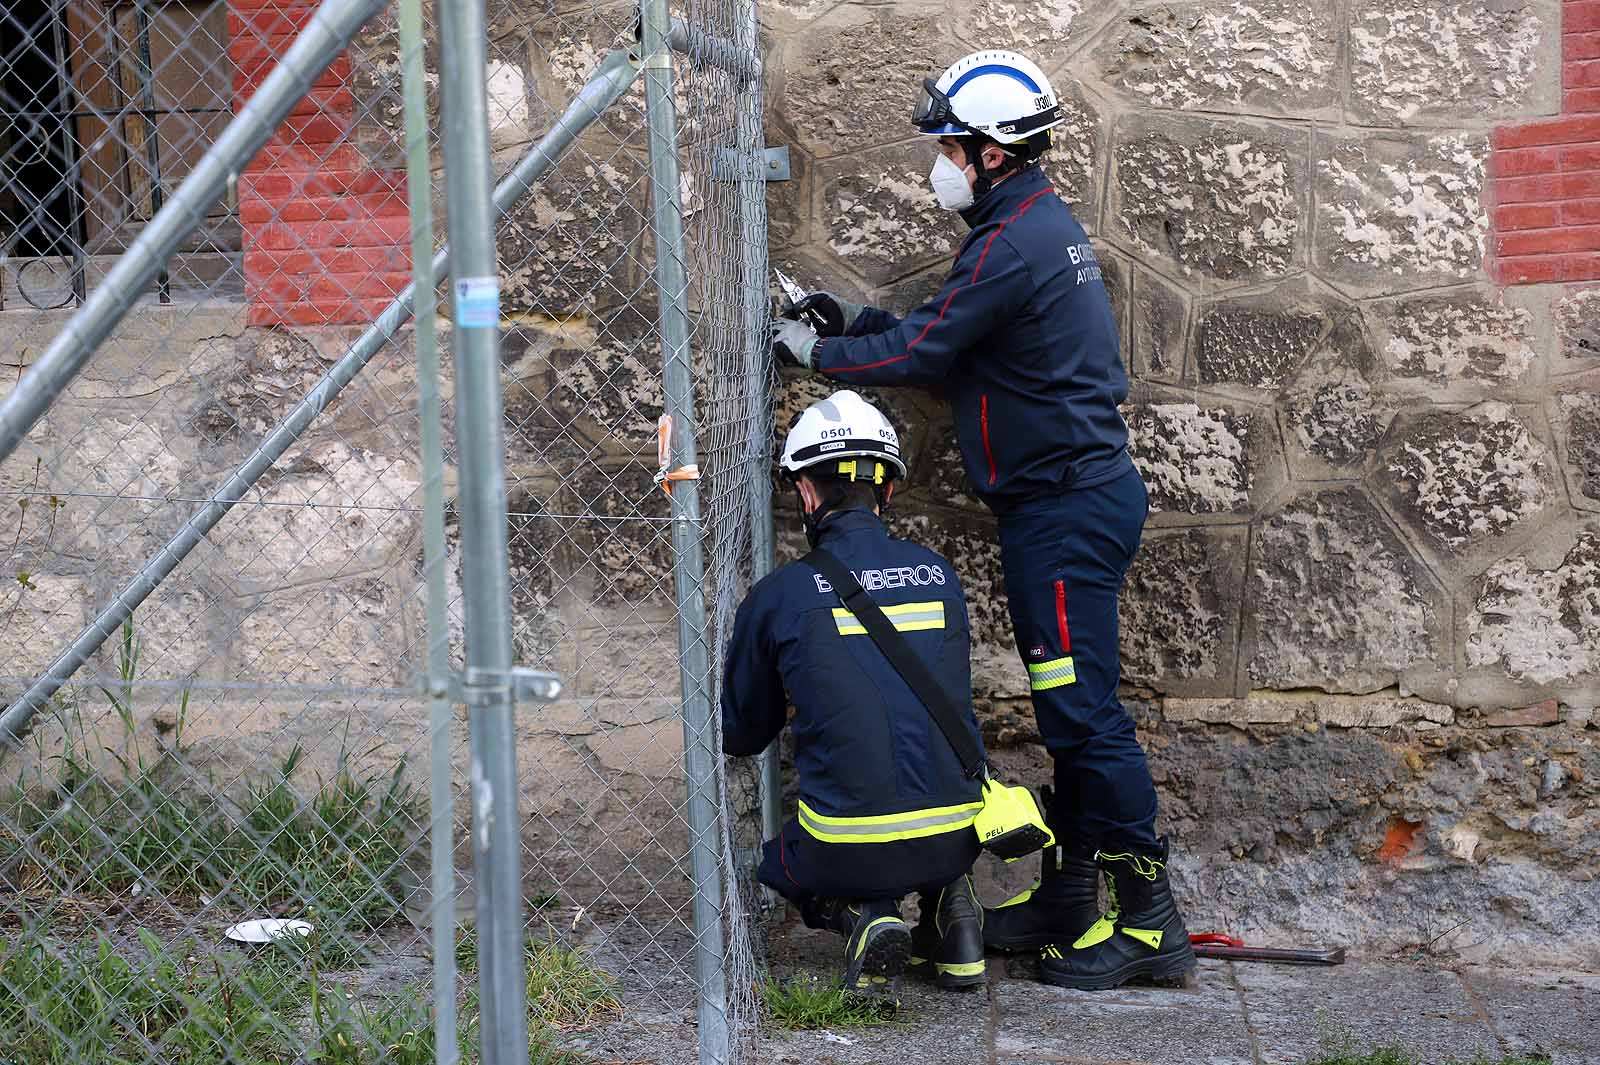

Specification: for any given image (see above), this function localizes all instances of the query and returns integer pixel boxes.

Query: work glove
[771,317,819,370]
[781,292,865,338]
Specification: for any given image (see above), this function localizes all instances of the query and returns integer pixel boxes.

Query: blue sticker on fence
[455,276,500,328]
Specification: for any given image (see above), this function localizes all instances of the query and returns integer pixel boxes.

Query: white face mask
[929,152,976,212]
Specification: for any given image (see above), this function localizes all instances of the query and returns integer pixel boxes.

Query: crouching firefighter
[720,390,990,996]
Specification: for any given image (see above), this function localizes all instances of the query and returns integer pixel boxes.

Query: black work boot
[908,875,986,989]
[1037,839,1196,991]
[983,787,1101,952]
[825,898,912,996]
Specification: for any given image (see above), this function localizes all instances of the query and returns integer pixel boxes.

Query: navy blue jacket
[815,166,1132,509]
[721,508,985,826]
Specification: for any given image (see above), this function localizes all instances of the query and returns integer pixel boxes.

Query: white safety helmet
[912,50,1064,145]
[780,390,907,485]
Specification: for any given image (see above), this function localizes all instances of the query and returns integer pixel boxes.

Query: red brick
[1495,224,1600,257]
[228,6,319,37]
[1495,252,1600,284]
[240,190,410,225]
[243,247,412,281]
[310,272,411,301]
[272,112,353,147]
[241,144,361,173]
[1492,202,1562,230]
[1567,31,1600,62]
[1565,87,1600,113]
[1571,1,1600,34]
[249,217,413,251]
[235,57,351,95]
[1496,170,1600,202]
[1492,146,1561,177]
[283,87,356,120]
[1562,197,1600,224]
[1491,114,1600,148]
[248,297,396,327]
[239,166,402,200]
[1562,143,1600,171]
[1569,60,1600,88]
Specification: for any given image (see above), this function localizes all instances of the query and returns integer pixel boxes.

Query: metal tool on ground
[1189,933,1346,966]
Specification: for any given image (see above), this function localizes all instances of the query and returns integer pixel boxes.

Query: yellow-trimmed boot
[984,786,1101,953]
[1037,840,1195,991]
[909,875,986,989]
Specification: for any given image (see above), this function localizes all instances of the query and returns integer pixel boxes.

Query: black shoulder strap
[804,547,985,779]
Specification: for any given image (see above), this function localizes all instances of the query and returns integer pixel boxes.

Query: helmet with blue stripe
[912,51,1063,145]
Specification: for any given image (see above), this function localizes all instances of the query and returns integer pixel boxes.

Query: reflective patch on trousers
[1027,655,1076,691]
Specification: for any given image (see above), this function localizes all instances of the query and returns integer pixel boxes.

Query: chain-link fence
[0,0,773,1059]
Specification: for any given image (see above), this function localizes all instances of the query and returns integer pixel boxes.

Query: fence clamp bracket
[425,667,564,705]
[712,145,790,183]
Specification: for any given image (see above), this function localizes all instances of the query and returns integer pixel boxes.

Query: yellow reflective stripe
[797,798,982,843]
[1028,655,1077,690]
[853,917,902,960]
[935,961,985,977]
[832,600,945,636]
[1121,927,1163,950]
[1072,913,1117,950]
[994,881,1038,909]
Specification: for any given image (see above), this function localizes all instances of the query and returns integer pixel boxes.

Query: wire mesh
[0,0,772,1060]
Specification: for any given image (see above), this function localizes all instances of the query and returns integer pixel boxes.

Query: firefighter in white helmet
[771,52,1196,991]
[721,390,988,1000]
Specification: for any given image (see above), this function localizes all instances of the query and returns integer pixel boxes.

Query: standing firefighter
[721,390,988,997]
[770,51,1195,990]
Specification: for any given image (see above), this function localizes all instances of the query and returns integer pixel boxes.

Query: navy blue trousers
[996,463,1160,853]
[757,816,978,915]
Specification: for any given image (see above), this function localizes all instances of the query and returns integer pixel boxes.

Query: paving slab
[1462,966,1600,1065]
[993,958,1255,1065]
[1236,959,1501,1064]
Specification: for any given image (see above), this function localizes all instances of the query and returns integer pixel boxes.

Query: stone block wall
[2,0,1596,962]
[762,0,1598,961]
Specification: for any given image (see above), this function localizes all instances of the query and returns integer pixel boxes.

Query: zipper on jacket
[980,394,997,486]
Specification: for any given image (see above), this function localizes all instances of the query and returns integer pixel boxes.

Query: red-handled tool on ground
[1189,933,1345,966]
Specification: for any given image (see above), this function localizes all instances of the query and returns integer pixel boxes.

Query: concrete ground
[565,917,1600,1065]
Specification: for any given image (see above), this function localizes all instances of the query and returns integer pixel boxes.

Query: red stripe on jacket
[825,187,1052,375]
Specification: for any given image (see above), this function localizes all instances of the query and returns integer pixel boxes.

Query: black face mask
[796,484,826,548]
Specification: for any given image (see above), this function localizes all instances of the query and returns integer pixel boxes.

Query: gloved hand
[771,317,819,370]
[781,292,865,338]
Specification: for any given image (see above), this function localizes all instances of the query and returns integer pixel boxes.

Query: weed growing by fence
[759,973,900,1031]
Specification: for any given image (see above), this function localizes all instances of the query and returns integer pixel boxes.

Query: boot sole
[849,923,912,989]
[984,930,1059,954]
[1040,947,1197,992]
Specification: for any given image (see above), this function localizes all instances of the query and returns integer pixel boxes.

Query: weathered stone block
[0,575,89,693]
[1245,487,1439,693]
[1368,289,1538,389]
[778,7,949,158]
[1482,700,1561,728]
[1164,697,1297,725]
[1374,403,1555,555]
[1124,401,1259,515]
[1553,287,1600,379]
[1313,131,1489,294]
[233,577,411,688]
[1312,695,1454,729]
[1346,0,1558,126]
[1039,77,1105,223]
[1194,284,1341,390]
[1095,1,1339,118]
[566,463,676,606]
[955,0,1108,63]
[1556,392,1600,509]
[216,442,419,590]
[497,148,643,316]
[521,305,663,456]
[1121,526,1246,695]
[1281,374,1389,474]
[884,508,1011,655]
[817,141,960,288]
[1128,266,1188,382]
[1112,114,1308,282]
[1466,529,1600,687]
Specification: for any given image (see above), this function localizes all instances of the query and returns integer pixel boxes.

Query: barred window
[0,0,238,309]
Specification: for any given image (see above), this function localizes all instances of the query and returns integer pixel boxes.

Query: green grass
[454,926,622,1030]
[1308,1042,1552,1065]
[0,622,424,930]
[760,973,900,1030]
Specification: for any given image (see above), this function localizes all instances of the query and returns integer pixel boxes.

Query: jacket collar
[959,164,1050,229]
[812,506,885,544]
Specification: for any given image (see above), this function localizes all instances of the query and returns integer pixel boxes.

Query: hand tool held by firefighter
[804,547,1054,862]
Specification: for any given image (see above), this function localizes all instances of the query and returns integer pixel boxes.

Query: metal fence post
[639,0,730,1061]
[0,0,385,466]
[396,0,457,1055]
[437,0,527,1061]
